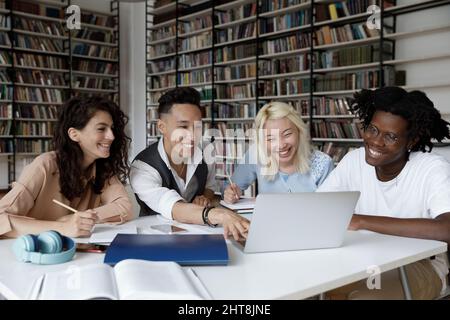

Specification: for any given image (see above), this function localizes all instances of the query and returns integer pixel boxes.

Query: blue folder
[103,234,229,266]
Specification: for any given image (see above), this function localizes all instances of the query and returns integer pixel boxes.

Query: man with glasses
[318,86,450,300]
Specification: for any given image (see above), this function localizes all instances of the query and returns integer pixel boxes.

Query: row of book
[203,122,255,138]
[12,0,64,20]
[81,13,115,29]
[13,16,66,37]
[178,69,212,85]
[149,74,176,89]
[0,140,12,153]
[179,15,212,35]
[72,44,118,60]
[216,63,257,81]
[215,22,256,43]
[15,121,55,136]
[15,70,65,86]
[0,31,11,46]
[179,32,212,52]
[311,97,354,116]
[260,0,309,13]
[14,34,63,52]
[315,68,395,92]
[0,120,11,134]
[0,139,52,153]
[0,51,10,64]
[14,87,64,103]
[73,60,118,75]
[0,15,9,28]
[148,59,175,74]
[259,54,309,76]
[0,103,58,119]
[73,77,115,90]
[0,103,10,117]
[73,29,116,44]
[149,40,176,57]
[0,70,9,82]
[0,84,12,99]
[311,120,363,139]
[147,121,158,137]
[14,53,65,70]
[259,9,310,34]
[150,25,176,42]
[15,104,58,119]
[260,78,311,96]
[314,1,389,22]
[16,139,51,153]
[215,2,256,25]
[319,142,358,163]
[210,103,257,119]
[315,44,391,69]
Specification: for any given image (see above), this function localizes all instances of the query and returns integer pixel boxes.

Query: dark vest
[133,141,208,217]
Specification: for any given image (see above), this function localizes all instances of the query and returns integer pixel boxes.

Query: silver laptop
[236,192,360,253]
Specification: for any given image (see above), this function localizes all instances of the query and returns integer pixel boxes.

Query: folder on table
[104,234,229,266]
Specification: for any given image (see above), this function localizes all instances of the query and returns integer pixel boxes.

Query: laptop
[235,192,360,253]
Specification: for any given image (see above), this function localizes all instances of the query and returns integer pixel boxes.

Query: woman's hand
[208,208,250,241]
[60,209,98,238]
[224,183,241,204]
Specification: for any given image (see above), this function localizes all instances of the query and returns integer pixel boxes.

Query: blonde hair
[254,101,311,180]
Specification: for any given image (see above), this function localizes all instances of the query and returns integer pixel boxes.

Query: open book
[32,259,211,300]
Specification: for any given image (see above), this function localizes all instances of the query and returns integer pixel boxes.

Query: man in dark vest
[130,87,249,240]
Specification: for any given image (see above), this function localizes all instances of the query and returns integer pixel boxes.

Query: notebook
[32,259,211,300]
[104,234,229,266]
[220,198,255,212]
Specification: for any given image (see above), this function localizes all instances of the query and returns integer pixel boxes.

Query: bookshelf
[0,0,119,189]
[146,0,450,196]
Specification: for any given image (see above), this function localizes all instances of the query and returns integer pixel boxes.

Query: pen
[227,176,239,201]
[52,199,77,213]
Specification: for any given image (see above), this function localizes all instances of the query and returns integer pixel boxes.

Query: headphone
[12,230,76,265]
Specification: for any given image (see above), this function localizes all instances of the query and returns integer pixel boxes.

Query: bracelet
[201,206,209,225]
[204,206,218,228]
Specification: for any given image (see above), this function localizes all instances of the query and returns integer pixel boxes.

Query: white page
[113,260,204,300]
[89,224,137,244]
[220,197,255,210]
[39,264,119,300]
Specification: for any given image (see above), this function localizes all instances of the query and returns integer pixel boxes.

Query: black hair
[351,86,450,152]
[157,87,201,116]
[53,96,131,200]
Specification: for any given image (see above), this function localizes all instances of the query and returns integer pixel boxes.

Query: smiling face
[263,117,299,168]
[158,103,202,163]
[69,110,115,168]
[363,110,413,171]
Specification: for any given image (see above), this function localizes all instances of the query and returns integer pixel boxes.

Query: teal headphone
[12,230,76,265]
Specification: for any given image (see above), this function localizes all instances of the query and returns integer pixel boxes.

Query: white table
[0,216,447,300]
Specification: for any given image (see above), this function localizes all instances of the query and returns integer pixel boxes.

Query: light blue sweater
[227,147,334,194]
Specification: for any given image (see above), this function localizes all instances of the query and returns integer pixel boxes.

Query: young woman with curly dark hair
[318,86,450,299]
[0,96,133,239]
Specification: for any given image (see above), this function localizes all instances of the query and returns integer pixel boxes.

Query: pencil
[52,199,77,213]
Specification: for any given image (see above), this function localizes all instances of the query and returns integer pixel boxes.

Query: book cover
[104,234,229,266]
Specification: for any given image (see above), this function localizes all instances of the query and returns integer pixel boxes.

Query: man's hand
[192,195,211,207]
[224,183,241,204]
[208,208,250,241]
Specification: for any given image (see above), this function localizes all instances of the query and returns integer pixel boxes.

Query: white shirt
[130,139,216,220]
[318,147,450,292]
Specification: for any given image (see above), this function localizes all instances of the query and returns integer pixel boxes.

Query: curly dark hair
[157,87,201,116]
[351,86,450,153]
[53,96,131,200]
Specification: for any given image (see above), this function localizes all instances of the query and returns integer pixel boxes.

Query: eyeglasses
[364,124,399,146]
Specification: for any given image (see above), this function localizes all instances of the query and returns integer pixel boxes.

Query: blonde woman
[224,101,334,203]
